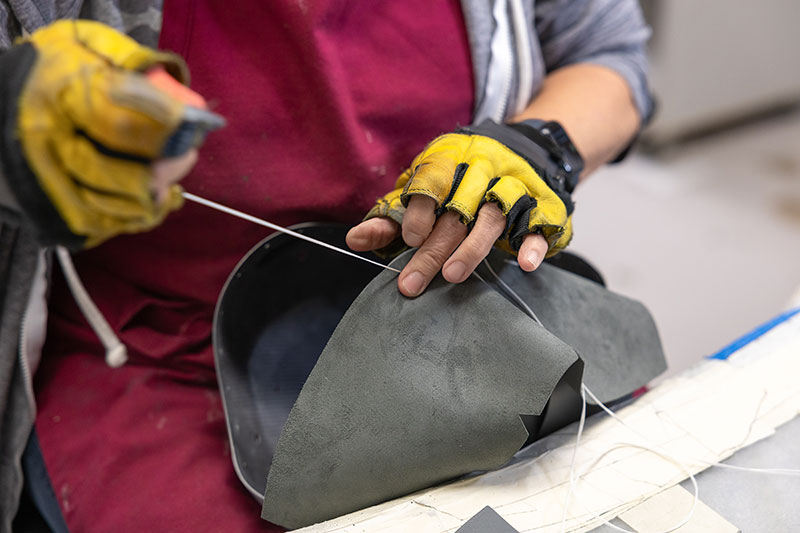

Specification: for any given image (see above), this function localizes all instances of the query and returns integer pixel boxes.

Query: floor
[569,109,800,379]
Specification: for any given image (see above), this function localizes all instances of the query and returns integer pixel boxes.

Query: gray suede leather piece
[482,250,666,403]
[261,252,582,529]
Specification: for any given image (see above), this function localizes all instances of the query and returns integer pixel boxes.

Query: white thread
[479,257,800,480]
[584,386,800,478]
[182,192,401,274]
[560,382,587,531]
[481,258,544,327]
[478,260,708,532]
[562,384,699,533]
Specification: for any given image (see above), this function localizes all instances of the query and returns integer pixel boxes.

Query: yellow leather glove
[0,20,223,249]
[366,119,583,257]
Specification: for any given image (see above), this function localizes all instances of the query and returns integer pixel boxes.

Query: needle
[182,192,401,274]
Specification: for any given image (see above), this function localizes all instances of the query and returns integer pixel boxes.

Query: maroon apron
[34,1,473,530]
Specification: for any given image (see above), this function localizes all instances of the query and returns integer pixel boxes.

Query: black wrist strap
[508,119,583,193]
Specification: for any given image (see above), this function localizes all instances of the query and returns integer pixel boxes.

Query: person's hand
[347,120,581,297]
[151,149,198,204]
[0,20,223,249]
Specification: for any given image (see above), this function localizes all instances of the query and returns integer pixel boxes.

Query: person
[0,0,653,531]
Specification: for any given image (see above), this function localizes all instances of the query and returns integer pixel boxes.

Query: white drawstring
[55,246,128,368]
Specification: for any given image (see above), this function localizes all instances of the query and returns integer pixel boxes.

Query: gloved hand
[0,20,224,249]
[347,119,583,297]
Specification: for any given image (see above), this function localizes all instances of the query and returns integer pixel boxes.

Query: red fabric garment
[33,1,474,531]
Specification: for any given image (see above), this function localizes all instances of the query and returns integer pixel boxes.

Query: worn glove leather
[0,20,215,249]
[365,119,581,257]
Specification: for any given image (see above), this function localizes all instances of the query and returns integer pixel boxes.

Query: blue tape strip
[707,307,800,361]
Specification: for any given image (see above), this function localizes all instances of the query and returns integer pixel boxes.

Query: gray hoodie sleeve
[0,6,19,211]
[0,3,22,50]
[535,0,654,122]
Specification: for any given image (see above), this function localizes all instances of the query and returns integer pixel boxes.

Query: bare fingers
[517,232,548,271]
[442,203,506,283]
[347,195,550,297]
[398,211,466,297]
[346,217,400,251]
[150,148,198,204]
[401,195,437,247]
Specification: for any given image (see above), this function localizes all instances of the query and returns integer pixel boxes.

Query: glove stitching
[444,200,475,224]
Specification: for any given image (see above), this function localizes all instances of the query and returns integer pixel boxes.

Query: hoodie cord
[55,246,128,368]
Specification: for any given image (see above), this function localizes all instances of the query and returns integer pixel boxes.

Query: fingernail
[526,250,543,269]
[444,261,467,282]
[402,272,426,296]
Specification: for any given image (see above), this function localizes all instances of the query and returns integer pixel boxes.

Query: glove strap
[508,119,584,193]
